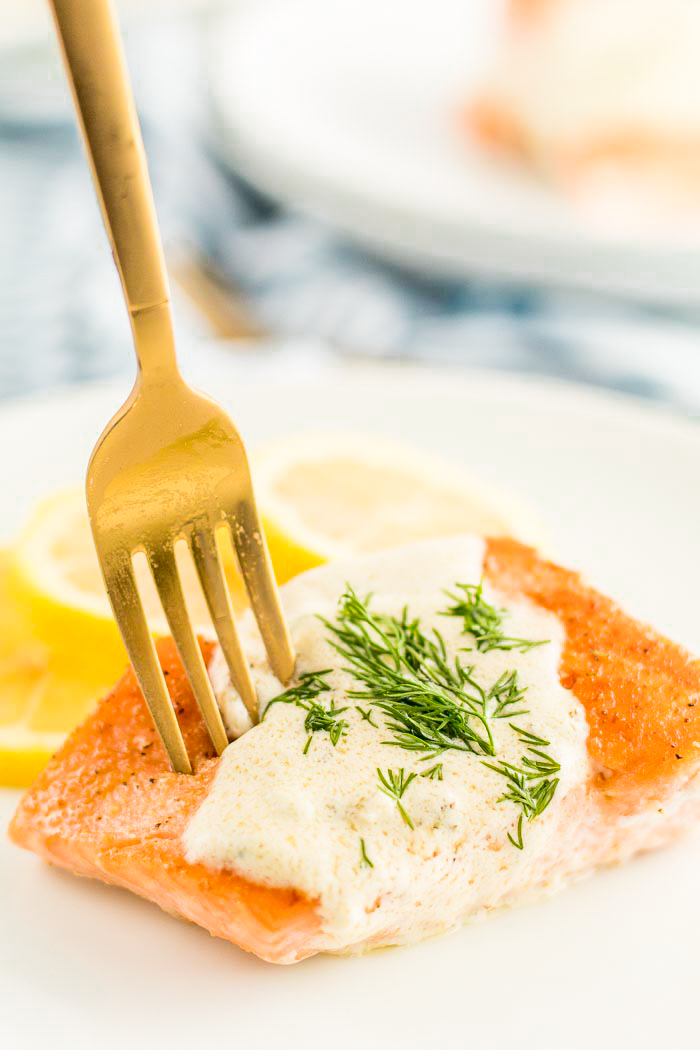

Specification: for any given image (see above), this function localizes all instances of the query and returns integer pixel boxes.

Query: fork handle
[49,0,176,371]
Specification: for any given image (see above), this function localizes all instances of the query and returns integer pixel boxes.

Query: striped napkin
[2,15,700,411]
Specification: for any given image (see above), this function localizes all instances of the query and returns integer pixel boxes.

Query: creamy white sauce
[184,537,590,954]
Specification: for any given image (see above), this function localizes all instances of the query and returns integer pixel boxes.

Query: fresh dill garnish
[263,670,348,753]
[487,670,529,719]
[356,705,378,728]
[377,767,417,828]
[508,813,525,850]
[322,589,496,759]
[359,837,374,868]
[444,581,547,654]
[520,747,561,779]
[321,586,560,849]
[263,670,333,713]
[483,727,560,837]
[510,724,550,747]
[302,698,349,753]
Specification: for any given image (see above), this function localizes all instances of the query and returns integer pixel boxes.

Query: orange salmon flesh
[9,538,700,962]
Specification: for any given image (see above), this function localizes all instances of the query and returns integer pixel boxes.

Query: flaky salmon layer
[9,538,700,962]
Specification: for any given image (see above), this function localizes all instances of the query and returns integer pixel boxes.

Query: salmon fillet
[467,0,700,204]
[9,538,700,963]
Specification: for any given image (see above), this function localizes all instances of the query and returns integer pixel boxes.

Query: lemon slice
[0,548,105,786]
[254,435,545,583]
[1,491,243,786]
[1,501,133,784]
[10,488,244,647]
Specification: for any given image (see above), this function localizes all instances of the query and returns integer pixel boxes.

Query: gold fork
[48,0,295,773]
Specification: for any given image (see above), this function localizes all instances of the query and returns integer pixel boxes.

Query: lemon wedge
[254,435,545,583]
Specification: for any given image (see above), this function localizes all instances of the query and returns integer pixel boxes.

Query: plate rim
[1,359,698,441]
[207,0,700,304]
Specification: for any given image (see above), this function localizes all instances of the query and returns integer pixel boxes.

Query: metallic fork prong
[190,525,259,723]
[52,0,297,773]
[231,503,296,685]
[103,554,192,774]
[148,546,229,756]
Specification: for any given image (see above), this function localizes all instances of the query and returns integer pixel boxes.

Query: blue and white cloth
[2,15,700,411]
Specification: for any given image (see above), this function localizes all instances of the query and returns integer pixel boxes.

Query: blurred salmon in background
[468,0,700,222]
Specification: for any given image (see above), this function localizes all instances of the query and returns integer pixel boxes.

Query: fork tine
[148,546,229,757]
[190,524,259,723]
[103,553,192,774]
[229,502,296,684]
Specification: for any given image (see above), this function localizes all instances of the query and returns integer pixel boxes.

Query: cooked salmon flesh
[10,537,700,963]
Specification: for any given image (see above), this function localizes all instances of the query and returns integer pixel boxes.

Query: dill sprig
[264,670,348,753]
[322,589,496,759]
[322,587,560,849]
[487,670,530,719]
[264,669,332,711]
[444,581,547,654]
[511,724,550,747]
[302,698,349,753]
[509,814,525,850]
[359,837,374,868]
[377,767,417,828]
[482,731,560,850]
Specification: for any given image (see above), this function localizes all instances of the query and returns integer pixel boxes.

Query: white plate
[209,0,700,305]
[2,362,699,1049]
